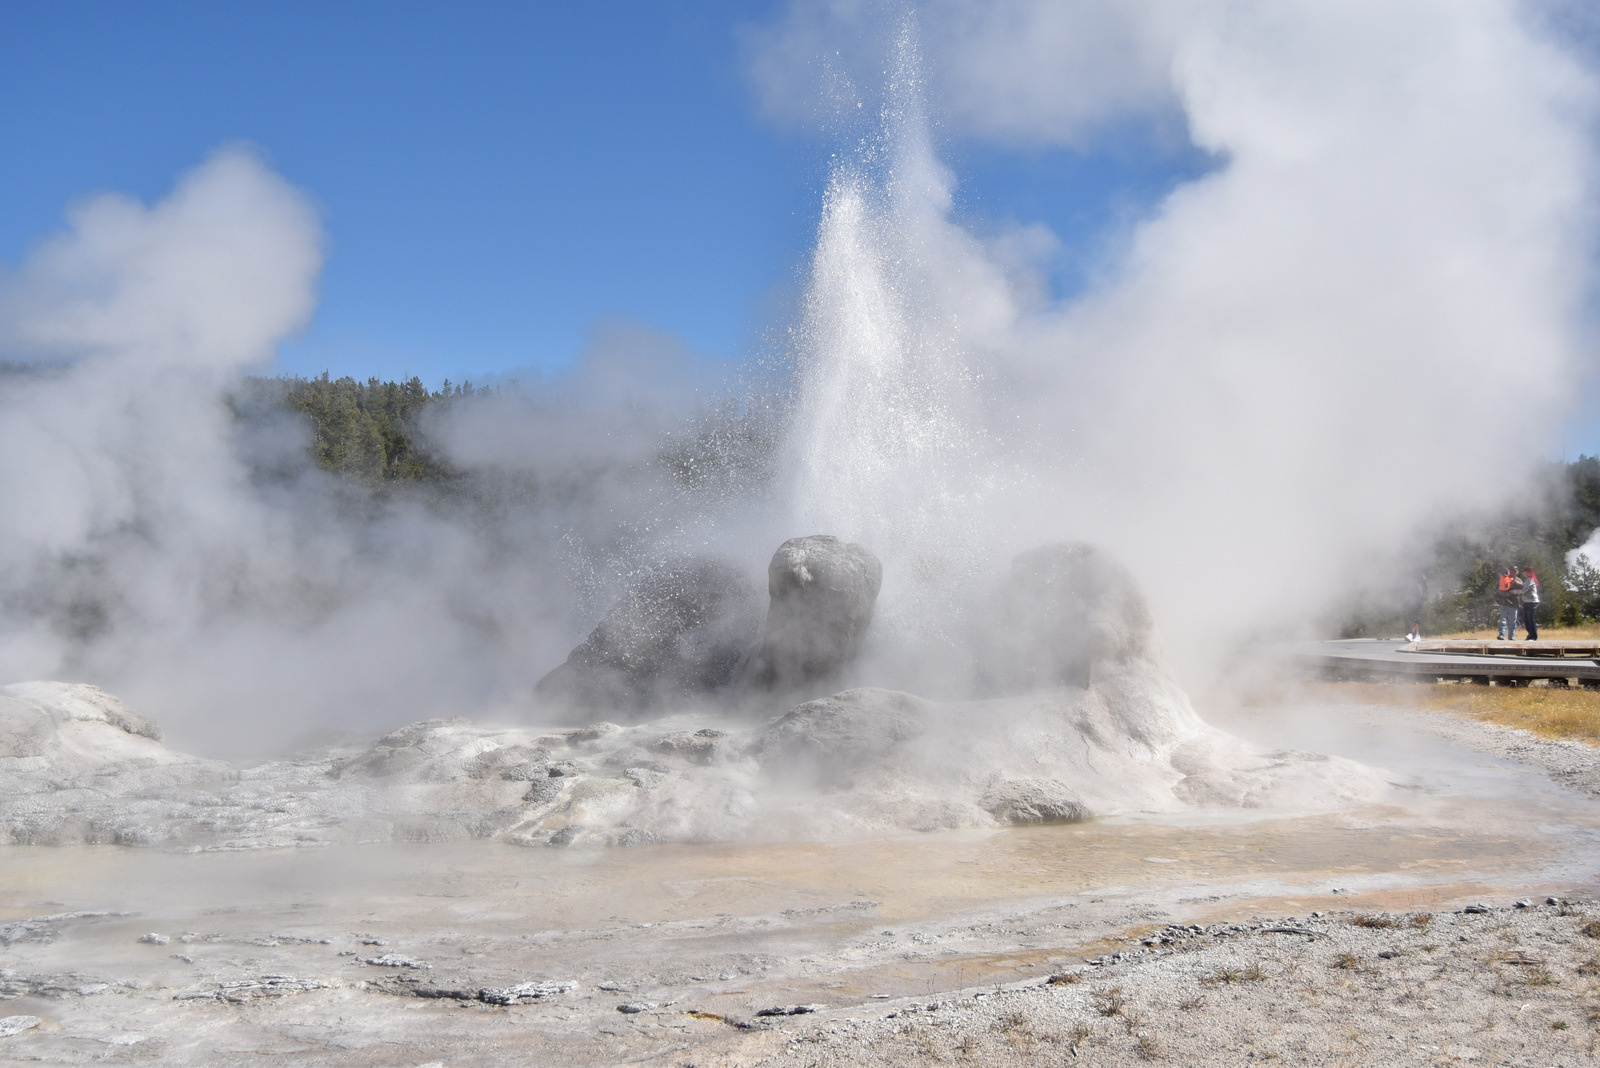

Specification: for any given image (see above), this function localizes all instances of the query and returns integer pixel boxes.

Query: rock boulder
[740,536,882,693]
[754,687,929,780]
[536,559,761,710]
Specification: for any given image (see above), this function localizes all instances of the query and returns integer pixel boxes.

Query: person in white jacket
[1519,565,1541,641]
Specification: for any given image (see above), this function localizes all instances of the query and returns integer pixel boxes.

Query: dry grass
[1311,681,1600,746]
[1431,623,1600,641]
[1094,988,1126,1018]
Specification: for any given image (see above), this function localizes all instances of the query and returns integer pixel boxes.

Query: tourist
[1520,565,1541,641]
[1496,566,1520,640]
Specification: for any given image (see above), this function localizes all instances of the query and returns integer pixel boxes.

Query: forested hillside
[233,373,486,486]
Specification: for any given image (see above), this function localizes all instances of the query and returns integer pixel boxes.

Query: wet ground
[2,699,1598,1064]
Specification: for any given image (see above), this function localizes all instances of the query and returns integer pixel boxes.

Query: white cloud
[0,147,320,370]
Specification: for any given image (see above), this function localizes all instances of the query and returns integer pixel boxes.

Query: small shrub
[1351,914,1397,929]
[1410,913,1434,929]
[1527,967,1559,987]
[1332,952,1361,970]
[1094,988,1126,1018]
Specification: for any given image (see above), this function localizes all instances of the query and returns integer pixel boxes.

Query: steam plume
[755,0,1600,671]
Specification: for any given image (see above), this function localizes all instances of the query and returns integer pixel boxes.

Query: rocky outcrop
[0,542,1394,849]
[0,682,165,759]
[980,779,1088,825]
[740,536,882,694]
[536,559,762,710]
[972,542,1157,694]
[0,675,1391,847]
[754,688,929,780]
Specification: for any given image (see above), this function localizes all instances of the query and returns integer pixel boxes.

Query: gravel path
[717,900,1600,1067]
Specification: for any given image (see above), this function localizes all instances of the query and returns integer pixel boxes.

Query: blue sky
[0,1,1201,390]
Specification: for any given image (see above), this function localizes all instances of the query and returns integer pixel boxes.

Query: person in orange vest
[1496,566,1520,640]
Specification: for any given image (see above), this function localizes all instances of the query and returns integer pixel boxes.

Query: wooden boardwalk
[1279,639,1600,686]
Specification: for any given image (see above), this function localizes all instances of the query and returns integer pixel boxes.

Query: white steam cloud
[0,150,321,687]
[752,0,1600,670]
[0,151,730,754]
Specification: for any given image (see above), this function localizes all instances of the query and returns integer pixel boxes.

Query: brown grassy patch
[1433,624,1600,641]
[1526,966,1559,987]
[1094,988,1126,1017]
[1308,681,1600,746]
[1351,913,1398,929]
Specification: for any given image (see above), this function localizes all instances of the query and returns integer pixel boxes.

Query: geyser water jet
[779,28,1015,655]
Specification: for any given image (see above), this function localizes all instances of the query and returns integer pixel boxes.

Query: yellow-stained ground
[1303,679,1600,746]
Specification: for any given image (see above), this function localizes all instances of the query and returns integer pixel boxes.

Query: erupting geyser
[0,28,1400,851]
[17,23,1518,852]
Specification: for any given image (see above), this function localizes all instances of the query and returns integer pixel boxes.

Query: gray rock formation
[740,536,882,693]
[536,559,761,710]
[753,688,929,784]
[0,676,1392,849]
[972,542,1155,694]
[0,543,1395,849]
[980,779,1088,825]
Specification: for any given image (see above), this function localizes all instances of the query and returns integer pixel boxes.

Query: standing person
[1496,566,1519,640]
[1520,565,1541,641]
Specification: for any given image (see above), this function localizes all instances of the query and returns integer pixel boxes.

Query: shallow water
[1,795,1591,936]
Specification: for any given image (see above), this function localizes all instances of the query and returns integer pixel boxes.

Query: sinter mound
[0,541,1389,848]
